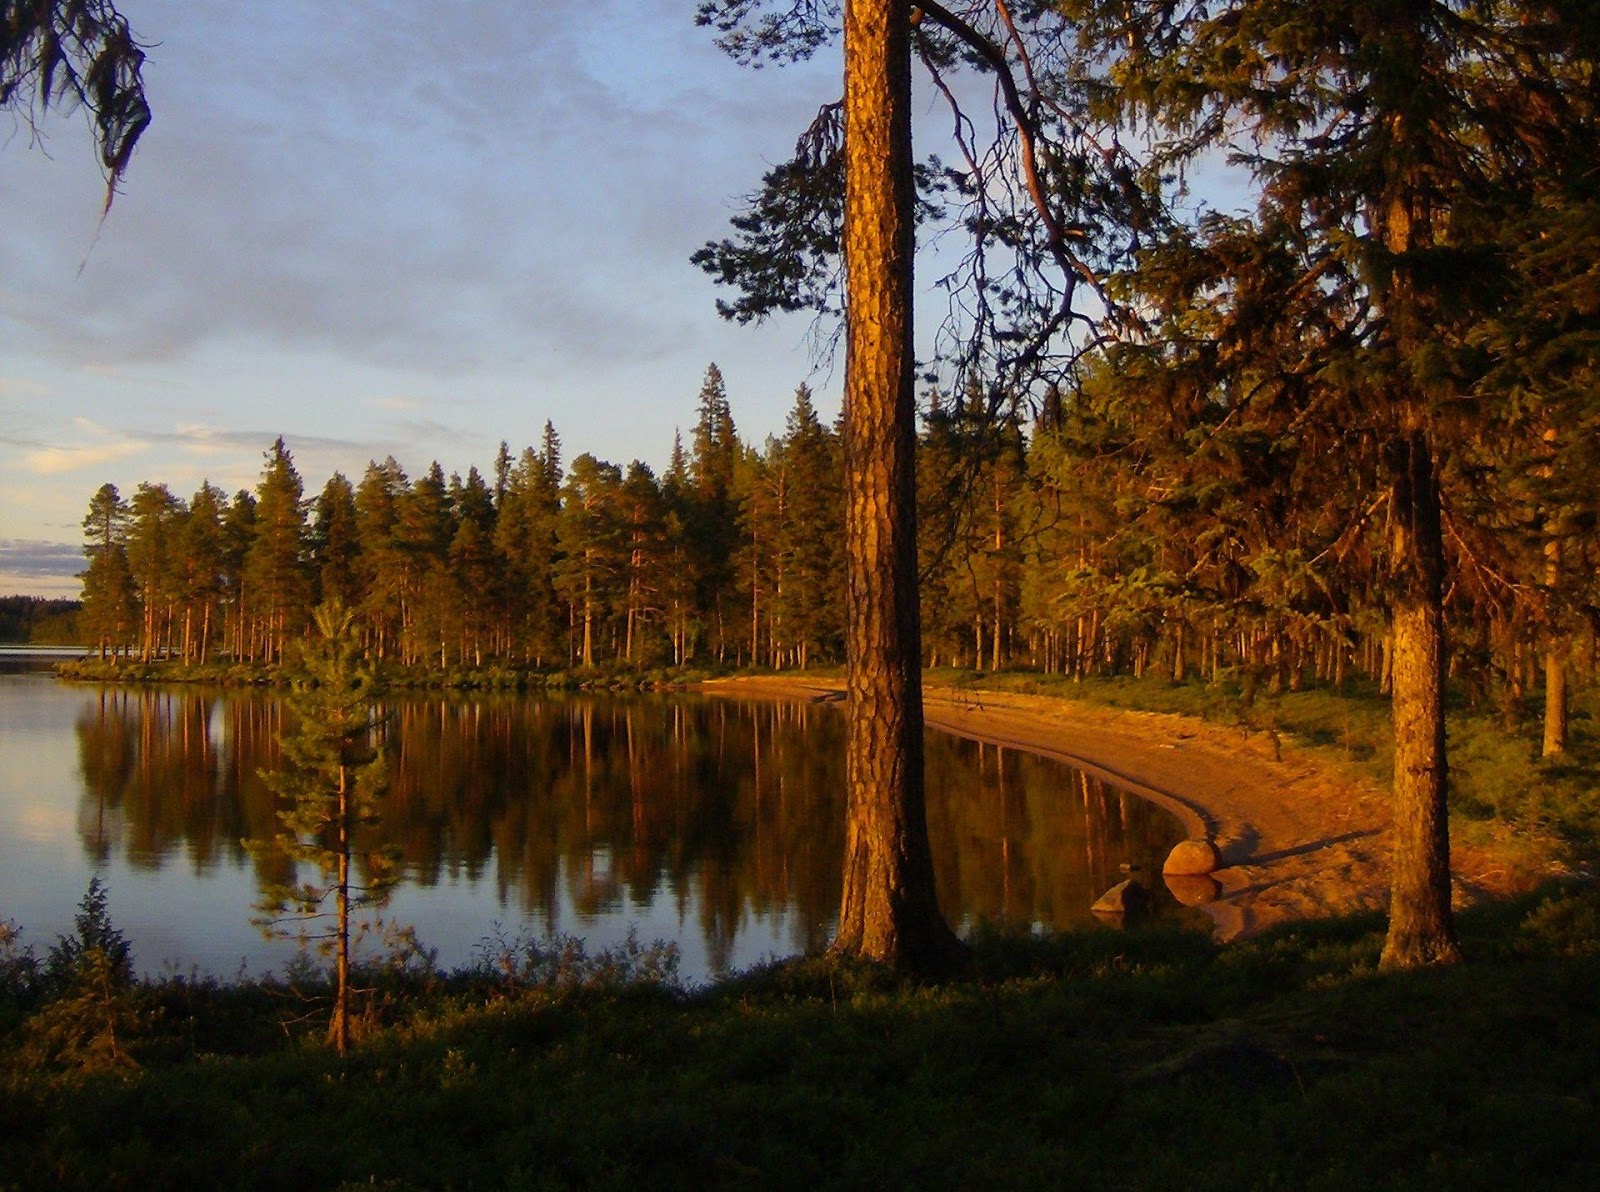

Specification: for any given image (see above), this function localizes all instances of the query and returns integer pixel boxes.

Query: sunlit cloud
[24,441,148,476]
[171,424,235,456]
[0,377,55,399]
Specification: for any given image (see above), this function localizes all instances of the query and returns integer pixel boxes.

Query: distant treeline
[0,596,81,645]
[70,359,1596,730]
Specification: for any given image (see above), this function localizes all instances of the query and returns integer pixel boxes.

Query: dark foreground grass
[5,888,1600,1190]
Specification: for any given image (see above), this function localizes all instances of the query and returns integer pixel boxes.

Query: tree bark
[1380,422,1461,969]
[332,763,351,1057]
[832,0,961,970]
[1543,649,1568,758]
[1543,537,1567,757]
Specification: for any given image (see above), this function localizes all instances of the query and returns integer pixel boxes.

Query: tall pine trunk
[332,763,351,1058]
[1543,536,1567,757]
[832,0,960,969]
[1380,418,1461,969]
[1375,108,1460,969]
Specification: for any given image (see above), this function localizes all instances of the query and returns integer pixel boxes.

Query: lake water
[0,662,1186,984]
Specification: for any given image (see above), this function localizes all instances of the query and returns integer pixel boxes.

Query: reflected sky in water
[0,667,1185,983]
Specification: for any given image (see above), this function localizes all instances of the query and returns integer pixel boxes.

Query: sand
[700,674,1531,940]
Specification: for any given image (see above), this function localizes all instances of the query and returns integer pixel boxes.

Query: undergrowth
[4,883,1600,1188]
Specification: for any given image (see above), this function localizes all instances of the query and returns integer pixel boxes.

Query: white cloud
[24,441,148,476]
[0,377,55,399]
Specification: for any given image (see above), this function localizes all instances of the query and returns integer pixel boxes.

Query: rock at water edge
[1092,879,1149,917]
[1164,838,1220,876]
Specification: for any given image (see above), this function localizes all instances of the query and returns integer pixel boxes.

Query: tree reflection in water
[70,689,1185,976]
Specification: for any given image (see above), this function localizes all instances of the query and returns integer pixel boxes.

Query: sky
[0,1,850,598]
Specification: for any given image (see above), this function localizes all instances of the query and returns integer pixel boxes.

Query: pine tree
[661,432,699,664]
[251,601,393,1057]
[494,440,563,665]
[697,0,1144,966]
[125,482,181,662]
[243,438,309,664]
[617,461,668,665]
[1071,0,1600,968]
[354,458,408,660]
[395,462,453,666]
[553,454,626,668]
[177,482,227,664]
[219,490,256,662]
[775,384,844,668]
[448,467,498,666]
[79,484,135,660]
[688,364,743,663]
[310,473,363,611]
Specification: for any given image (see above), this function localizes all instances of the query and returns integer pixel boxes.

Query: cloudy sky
[1,1,850,598]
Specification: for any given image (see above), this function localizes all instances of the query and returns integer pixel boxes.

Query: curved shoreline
[700,674,1413,940]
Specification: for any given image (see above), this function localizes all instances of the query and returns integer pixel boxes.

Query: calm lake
[0,659,1186,983]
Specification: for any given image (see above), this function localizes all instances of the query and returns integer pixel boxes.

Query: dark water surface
[0,666,1185,983]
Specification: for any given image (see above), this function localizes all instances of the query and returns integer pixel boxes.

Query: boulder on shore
[1164,837,1220,876]
[1092,879,1149,917]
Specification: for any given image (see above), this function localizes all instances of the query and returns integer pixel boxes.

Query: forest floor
[701,674,1556,940]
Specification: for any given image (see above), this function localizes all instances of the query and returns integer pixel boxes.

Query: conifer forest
[75,331,1597,744]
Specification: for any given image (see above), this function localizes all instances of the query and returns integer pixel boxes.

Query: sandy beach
[701,674,1529,939]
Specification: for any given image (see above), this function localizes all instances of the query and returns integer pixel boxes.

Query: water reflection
[57,686,1184,977]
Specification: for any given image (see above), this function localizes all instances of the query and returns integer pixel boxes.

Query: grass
[3,889,1600,1189]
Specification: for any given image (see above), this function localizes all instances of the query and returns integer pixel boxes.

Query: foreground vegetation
[3,883,1599,1190]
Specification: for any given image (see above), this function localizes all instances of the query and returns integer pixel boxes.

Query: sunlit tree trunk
[1380,414,1461,970]
[1376,132,1462,967]
[1543,521,1568,757]
[332,762,351,1057]
[832,0,960,969]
